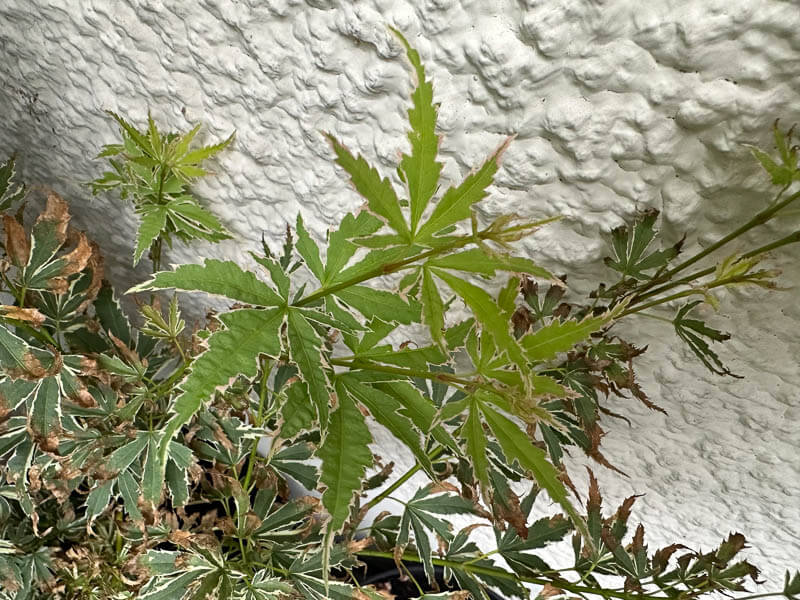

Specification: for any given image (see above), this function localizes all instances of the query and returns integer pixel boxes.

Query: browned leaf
[538,583,565,599]
[168,529,194,548]
[613,494,639,526]
[348,536,375,554]
[631,523,645,555]
[38,192,70,244]
[3,215,29,266]
[0,306,45,327]
[585,423,628,476]
[512,305,533,337]
[491,482,528,539]
[586,468,601,514]
[651,543,686,572]
[109,332,142,367]
[58,231,93,278]
[78,242,105,311]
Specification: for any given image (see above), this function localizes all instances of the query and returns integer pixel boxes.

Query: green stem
[631,228,800,305]
[151,358,189,397]
[294,228,495,308]
[359,446,445,518]
[243,358,271,493]
[620,273,756,318]
[632,188,800,300]
[356,550,671,600]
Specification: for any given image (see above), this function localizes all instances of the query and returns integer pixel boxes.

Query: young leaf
[324,133,409,240]
[318,381,373,534]
[130,259,284,307]
[415,137,512,242]
[392,28,442,234]
[784,571,800,600]
[746,121,800,186]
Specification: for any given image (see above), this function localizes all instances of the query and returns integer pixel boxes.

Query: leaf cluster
[91,112,233,266]
[0,29,797,600]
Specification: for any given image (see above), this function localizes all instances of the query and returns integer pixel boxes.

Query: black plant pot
[354,555,506,600]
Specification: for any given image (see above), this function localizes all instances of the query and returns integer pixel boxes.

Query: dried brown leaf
[585,423,628,477]
[538,583,565,599]
[586,468,601,513]
[0,306,45,327]
[59,231,93,278]
[38,192,70,244]
[3,215,29,266]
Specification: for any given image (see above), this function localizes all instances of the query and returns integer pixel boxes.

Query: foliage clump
[0,30,797,600]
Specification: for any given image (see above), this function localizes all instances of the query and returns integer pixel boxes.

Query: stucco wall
[1,0,798,587]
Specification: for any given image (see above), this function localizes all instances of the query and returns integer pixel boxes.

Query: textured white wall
[1,0,798,588]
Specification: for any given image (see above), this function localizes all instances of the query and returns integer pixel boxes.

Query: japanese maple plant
[0,30,797,600]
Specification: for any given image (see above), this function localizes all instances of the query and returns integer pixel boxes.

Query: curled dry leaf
[0,305,45,327]
[59,231,93,278]
[3,215,29,266]
[538,583,565,599]
[38,192,70,244]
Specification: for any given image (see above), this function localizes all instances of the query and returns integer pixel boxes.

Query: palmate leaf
[673,300,736,377]
[398,485,477,584]
[392,28,443,234]
[604,209,681,281]
[746,121,800,186]
[496,515,572,577]
[318,380,373,534]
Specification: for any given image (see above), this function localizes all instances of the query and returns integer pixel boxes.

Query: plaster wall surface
[1,0,799,587]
